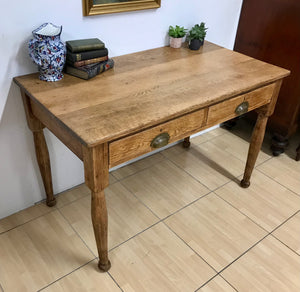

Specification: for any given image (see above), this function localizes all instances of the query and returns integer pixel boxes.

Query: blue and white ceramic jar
[29,23,66,81]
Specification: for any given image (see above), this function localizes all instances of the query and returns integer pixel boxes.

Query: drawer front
[109,109,206,167]
[206,83,275,126]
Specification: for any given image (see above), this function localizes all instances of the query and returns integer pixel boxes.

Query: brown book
[67,56,109,67]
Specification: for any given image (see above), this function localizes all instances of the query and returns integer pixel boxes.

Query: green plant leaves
[187,22,208,41]
[168,23,208,41]
[168,25,188,38]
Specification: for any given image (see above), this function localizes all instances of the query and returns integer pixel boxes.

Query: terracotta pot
[169,37,183,48]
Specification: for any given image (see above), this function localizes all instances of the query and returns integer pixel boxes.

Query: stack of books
[65,38,114,80]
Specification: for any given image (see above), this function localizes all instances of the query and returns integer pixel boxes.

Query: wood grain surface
[109,108,206,167]
[206,83,275,126]
[14,42,289,147]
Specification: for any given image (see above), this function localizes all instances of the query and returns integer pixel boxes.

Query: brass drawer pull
[235,101,249,115]
[150,132,170,148]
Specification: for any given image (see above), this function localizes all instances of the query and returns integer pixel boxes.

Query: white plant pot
[169,37,183,48]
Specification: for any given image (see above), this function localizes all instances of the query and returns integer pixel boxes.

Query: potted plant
[168,25,187,48]
[187,22,208,50]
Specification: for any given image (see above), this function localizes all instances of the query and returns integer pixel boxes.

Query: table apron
[30,99,84,160]
[109,83,276,168]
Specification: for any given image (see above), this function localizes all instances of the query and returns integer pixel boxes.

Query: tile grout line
[162,220,219,274]
[160,130,228,160]
[118,180,161,220]
[164,155,215,191]
[0,188,90,236]
[194,273,239,292]
[161,191,213,221]
[109,172,119,182]
[215,192,300,237]
[219,274,240,292]
[214,211,300,276]
[113,166,235,252]
[255,168,300,198]
[108,189,214,253]
[107,272,124,292]
[109,144,251,253]
[0,208,56,236]
[195,207,300,289]
[216,231,290,277]
[165,200,300,291]
[57,208,98,258]
[162,215,287,289]
[109,221,161,252]
[194,127,275,168]
[194,274,220,292]
[110,187,222,253]
[113,131,298,234]
[55,178,120,210]
[269,210,300,234]
[252,154,270,168]
[164,153,241,194]
[112,154,167,182]
[201,127,283,177]
[166,152,249,196]
[0,179,121,233]
[209,232,272,284]
[269,210,300,256]
[37,259,95,291]
[108,190,218,252]
[253,155,274,168]
[269,233,300,257]
[109,191,215,253]
[56,192,90,210]
[213,192,270,234]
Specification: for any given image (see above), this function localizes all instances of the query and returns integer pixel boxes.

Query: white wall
[0,0,243,219]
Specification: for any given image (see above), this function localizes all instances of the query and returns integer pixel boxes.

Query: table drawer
[206,83,276,126]
[109,109,206,167]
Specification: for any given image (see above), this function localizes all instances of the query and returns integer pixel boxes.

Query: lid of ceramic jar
[33,23,62,37]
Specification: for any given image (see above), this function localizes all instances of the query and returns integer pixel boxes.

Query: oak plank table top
[14,41,290,271]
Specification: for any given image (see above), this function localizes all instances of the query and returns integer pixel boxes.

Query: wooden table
[14,42,289,272]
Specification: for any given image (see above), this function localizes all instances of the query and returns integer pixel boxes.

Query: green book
[66,38,105,53]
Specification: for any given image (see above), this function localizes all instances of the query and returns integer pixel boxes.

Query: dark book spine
[65,59,114,80]
[66,48,108,62]
[97,59,114,74]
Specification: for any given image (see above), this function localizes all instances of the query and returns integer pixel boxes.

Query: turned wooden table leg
[83,143,110,271]
[241,80,283,188]
[241,112,268,188]
[91,190,111,271]
[183,136,191,148]
[21,91,56,206]
[33,130,56,206]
